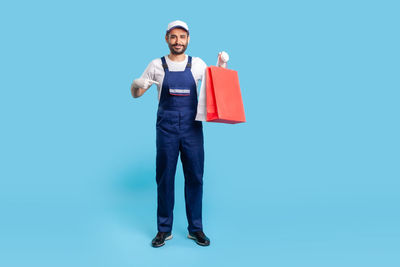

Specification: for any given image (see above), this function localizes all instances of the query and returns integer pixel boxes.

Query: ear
[165,34,169,43]
[187,35,190,44]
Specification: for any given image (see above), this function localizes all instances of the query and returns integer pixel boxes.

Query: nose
[177,36,184,44]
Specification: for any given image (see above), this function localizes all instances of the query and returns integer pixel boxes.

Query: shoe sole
[187,234,210,246]
[152,234,173,248]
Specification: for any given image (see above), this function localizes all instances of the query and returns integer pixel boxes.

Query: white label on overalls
[169,88,190,95]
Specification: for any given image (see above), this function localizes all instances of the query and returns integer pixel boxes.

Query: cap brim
[166,26,189,33]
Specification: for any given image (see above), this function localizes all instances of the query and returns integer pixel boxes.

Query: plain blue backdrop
[1,0,399,266]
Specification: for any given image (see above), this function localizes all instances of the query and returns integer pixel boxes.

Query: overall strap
[185,56,192,69]
[161,56,168,71]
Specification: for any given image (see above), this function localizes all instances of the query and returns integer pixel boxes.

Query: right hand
[132,77,159,90]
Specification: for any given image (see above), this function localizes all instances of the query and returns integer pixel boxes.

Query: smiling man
[130,20,210,247]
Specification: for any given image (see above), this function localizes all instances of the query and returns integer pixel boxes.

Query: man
[130,20,210,247]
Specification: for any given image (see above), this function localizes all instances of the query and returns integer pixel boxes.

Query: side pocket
[156,110,164,127]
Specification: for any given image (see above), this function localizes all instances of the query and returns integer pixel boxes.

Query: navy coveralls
[156,56,204,233]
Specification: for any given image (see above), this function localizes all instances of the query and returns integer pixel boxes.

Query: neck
[168,53,186,62]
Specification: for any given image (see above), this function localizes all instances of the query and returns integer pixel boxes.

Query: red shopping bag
[206,66,246,124]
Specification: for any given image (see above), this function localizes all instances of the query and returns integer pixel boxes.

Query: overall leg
[180,121,204,232]
[156,111,180,232]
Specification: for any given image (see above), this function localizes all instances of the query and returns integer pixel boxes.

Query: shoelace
[157,232,168,239]
[194,231,205,238]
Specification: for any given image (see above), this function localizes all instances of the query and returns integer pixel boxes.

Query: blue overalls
[156,56,204,233]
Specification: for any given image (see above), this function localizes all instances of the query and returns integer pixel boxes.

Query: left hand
[217,51,229,68]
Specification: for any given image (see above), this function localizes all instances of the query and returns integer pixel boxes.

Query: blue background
[1,0,399,266]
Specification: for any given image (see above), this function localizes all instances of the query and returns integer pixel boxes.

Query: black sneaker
[188,231,210,246]
[151,232,172,247]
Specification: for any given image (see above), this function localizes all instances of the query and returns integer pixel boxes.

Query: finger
[149,79,159,85]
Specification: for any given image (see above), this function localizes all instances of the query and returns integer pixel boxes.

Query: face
[165,28,190,55]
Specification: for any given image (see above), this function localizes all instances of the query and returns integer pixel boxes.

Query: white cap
[166,20,189,34]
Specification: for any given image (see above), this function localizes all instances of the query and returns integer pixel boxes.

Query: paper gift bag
[206,66,246,124]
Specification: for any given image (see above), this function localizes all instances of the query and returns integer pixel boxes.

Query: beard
[168,42,188,55]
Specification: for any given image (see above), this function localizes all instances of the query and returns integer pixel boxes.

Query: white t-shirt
[140,54,208,121]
